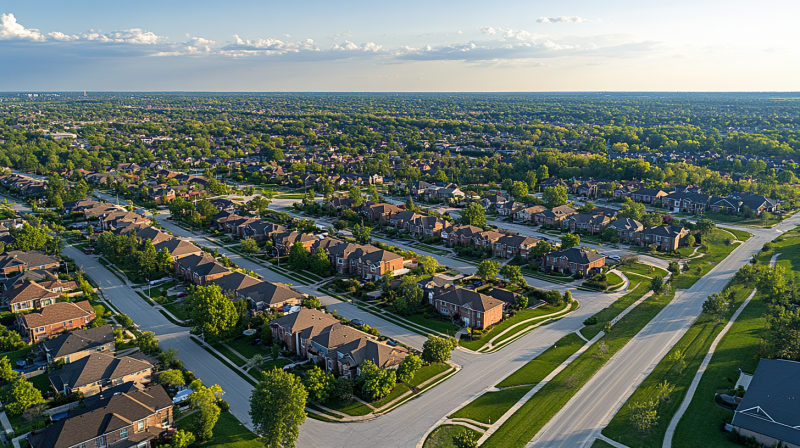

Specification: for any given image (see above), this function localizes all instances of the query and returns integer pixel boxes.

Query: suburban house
[3,281,60,313]
[27,386,174,448]
[708,196,742,215]
[472,230,503,248]
[440,225,484,246]
[635,225,689,251]
[544,248,606,277]
[270,308,408,379]
[154,239,203,261]
[534,205,577,226]
[174,253,231,285]
[363,203,403,222]
[487,288,522,312]
[739,194,780,215]
[730,359,800,448]
[630,188,668,205]
[663,191,712,214]
[492,235,540,259]
[608,218,644,243]
[272,231,318,255]
[513,205,547,222]
[132,227,174,246]
[0,251,60,277]
[235,281,306,311]
[48,353,154,396]
[17,301,96,342]
[243,221,286,241]
[210,271,263,297]
[497,201,522,217]
[39,325,115,364]
[429,285,504,330]
[326,242,405,280]
[479,194,508,210]
[409,181,433,198]
[567,213,612,234]
[327,197,353,210]
[406,215,446,237]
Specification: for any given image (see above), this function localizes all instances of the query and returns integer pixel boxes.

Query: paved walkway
[661,253,777,448]
[0,411,12,436]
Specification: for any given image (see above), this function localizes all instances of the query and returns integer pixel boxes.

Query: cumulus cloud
[537,16,593,23]
[478,26,540,41]
[79,28,164,44]
[0,13,44,41]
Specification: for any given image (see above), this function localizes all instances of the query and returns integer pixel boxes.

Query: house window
[137,421,144,432]
[121,428,129,438]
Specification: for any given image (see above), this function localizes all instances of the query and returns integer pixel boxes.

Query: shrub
[583,316,598,325]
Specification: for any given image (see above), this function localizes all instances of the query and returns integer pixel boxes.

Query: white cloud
[479,26,497,35]
[537,16,593,23]
[0,13,44,41]
[79,28,164,44]
[47,31,79,41]
[330,41,382,52]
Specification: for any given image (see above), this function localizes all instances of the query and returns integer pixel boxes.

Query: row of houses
[616,188,779,215]
[0,173,47,196]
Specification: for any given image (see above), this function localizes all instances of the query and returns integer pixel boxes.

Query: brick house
[270,309,408,379]
[440,225,484,246]
[608,218,644,243]
[49,353,153,396]
[492,235,540,259]
[513,205,547,222]
[406,215,446,237]
[154,239,203,261]
[174,253,231,285]
[429,285,504,330]
[708,197,741,215]
[272,231,318,255]
[17,301,96,342]
[534,205,577,226]
[472,230,503,248]
[388,211,424,229]
[363,203,403,222]
[235,281,306,311]
[545,248,606,277]
[663,192,712,214]
[630,188,668,205]
[0,251,60,277]
[3,281,60,313]
[567,213,612,234]
[243,221,286,242]
[40,325,115,364]
[635,225,689,251]
[327,197,353,211]
[28,386,173,448]
[327,242,405,280]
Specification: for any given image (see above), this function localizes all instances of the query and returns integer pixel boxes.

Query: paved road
[527,217,794,448]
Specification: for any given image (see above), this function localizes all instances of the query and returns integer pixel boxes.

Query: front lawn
[423,425,482,448]
[401,313,461,335]
[581,281,650,339]
[605,272,623,287]
[164,302,190,321]
[460,302,569,351]
[617,262,668,278]
[450,386,530,424]
[177,411,260,448]
[227,337,268,360]
[497,333,585,388]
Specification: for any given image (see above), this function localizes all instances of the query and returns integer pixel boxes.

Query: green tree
[543,185,568,207]
[137,239,159,275]
[530,241,551,259]
[0,357,16,386]
[509,181,528,200]
[396,354,423,383]
[11,223,51,252]
[250,368,307,448]
[309,247,332,276]
[304,296,321,309]
[650,275,665,295]
[628,400,659,434]
[618,198,646,221]
[136,331,160,355]
[560,233,580,250]
[685,234,696,247]
[4,379,44,415]
[515,294,529,310]
[241,238,260,254]
[288,242,309,271]
[461,202,486,227]
[452,430,478,448]
[418,255,440,276]
[578,201,595,213]
[500,264,526,287]
[189,380,224,441]
[536,165,549,182]
[157,247,173,272]
[348,185,364,207]
[702,292,730,323]
[476,260,500,282]
[422,334,456,364]
[395,277,423,316]
[158,369,186,388]
[758,266,786,304]
[695,218,716,236]
[352,224,372,244]
[668,261,681,275]
[189,285,238,340]
[171,430,195,448]
[303,366,335,404]
[359,360,396,401]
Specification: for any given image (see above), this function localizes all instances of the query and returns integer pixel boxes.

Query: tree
[650,275,665,295]
[560,233,580,250]
[189,380,224,441]
[0,329,25,352]
[304,296,321,309]
[308,247,331,276]
[333,377,353,403]
[509,181,528,200]
[500,264,526,287]
[530,241,551,259]
[685,234,696,247]
[671,349,687,374]
[476,260,500,282]
[288,242,309,271]
[452,430,478,448]
[543,185,568,207]
[668,261,681,275]
[758,266,786,304]
[461,202,486,227]
[348,185,364,207]
[563,290,573,304]
[702,292,730,323]
[189,285,238,340]
[618,198,646,221]
[4,379,45,415]
[0,357,16,386]
[695,218,716,236]
[536,165,549,181]
[359,360,396,401]
[352,223,372,244]
[250,368,307,448]
[395,277,423,316]
[171,430,195,448]
[11,223,51,252]
[396,354,422,383]
[136,331,160,355]
[578,201,595,213]
[159,369,186,388]
[241,238,260,254]
[418,255,440,276]
[303,366,335,404]
[137,239,159,275]
[515,294,529,310]
[628,400,659,434]
[422,334,456,364]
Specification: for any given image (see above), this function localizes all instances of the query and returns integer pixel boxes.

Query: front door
[463,317,470,328]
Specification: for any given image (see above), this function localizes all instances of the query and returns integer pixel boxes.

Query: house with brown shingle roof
[236,281,305,311]
[17,301,96,342]
[174,253,231,285]
[49,353,153,396]
[154,239,202,261]
[0,250,60,276]
[40,325,115,364]
[430,285,504,330]
[3,281,60,313]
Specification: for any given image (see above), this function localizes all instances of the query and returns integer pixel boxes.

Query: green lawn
[497,333,585,388]
[591,439,616,448]
[212,344,246,367]
[482,282,681,448]
[410,362,451,388]
[177,411,260,448]
[164,302,190,321]
[460,302,569,351]
[618,262,668,278]
[423,425,482,448]
[325,398,374,416]
[491,301,579,348]
[720,227,751,241]
[601,283,753,448]
[581,281,650,340]
[1,346,34,367]
[450,387,530,424]
[671,230,741,290]
[606,272,623,287]
[30,373,53,395]
[227,337,268,360]
[397,313,461,336]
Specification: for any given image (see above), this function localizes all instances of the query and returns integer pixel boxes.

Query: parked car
[176,292,187,298]
[15,359,27,368]
[351,319,366,326]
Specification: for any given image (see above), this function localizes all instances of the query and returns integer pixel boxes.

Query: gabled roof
[270,308,340,340]
[0,251,58,270]
[640,225,687,238]
[238,281,305,306]
[20,301,95,328]
[434,285,504,312]
[548,247,605,264]
[3,281,59,305]
[496,234,540,247]
[175,253,230,277]
[608,217,643,231]
[211,271,263,293]
[49,353,152,391]
[133,226,174,245]
[154,239,202,258]
[41,325,115,360]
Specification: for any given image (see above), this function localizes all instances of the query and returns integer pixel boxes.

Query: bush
[217,399,230,412]
[583,316,598,325]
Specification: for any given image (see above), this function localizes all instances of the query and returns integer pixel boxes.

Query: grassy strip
[721,227,751,241]
[423,425,483,448]
[482,287,679,448]
[581,281,648,340]
[176,409,261,448]
[212,344,248,367]
[618,262,668,278]
[601,283,753,448]
[460,302,569,351]
[190,337,257,387]
[591,439,616,448]
[522,270,574,284]
[135,291,156,306]
[158,309,192,327]
[491,301,578,347]
[324,398,374,417]
[450,387,530,424]
[497,333,586,388]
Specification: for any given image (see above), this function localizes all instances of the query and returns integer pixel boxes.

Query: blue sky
[1,0,798,91]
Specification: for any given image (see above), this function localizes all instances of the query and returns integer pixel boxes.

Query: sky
[1,0,798,92]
